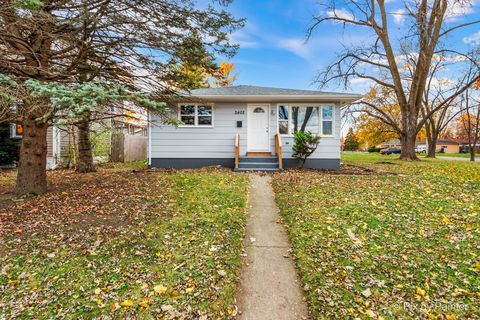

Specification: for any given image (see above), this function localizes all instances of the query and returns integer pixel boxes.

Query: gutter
[190,94,363,103]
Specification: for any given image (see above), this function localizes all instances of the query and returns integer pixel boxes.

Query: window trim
[177,103,214,128]
[276,103,335,137]
[10,123,22,139]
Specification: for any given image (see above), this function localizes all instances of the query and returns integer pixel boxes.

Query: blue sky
[221,0,480,94]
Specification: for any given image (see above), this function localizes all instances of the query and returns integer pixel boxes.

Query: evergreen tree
[344,128,360,151]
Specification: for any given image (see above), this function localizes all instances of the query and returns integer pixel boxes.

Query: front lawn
[436,153,474,158]
[272,154,480,319]
[0,166,248,319]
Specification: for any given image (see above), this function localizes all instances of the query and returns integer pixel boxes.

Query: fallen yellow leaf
[154,284,167,294]
[442,216,451,225]
[185,284,195,294]
[415,287,428,300]
[120,299,134,307]
[111,303,121,312]
[365,309,376,317]
[139,298,149,308]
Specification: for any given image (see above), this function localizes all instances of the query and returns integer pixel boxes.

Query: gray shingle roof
[189,85,360,97]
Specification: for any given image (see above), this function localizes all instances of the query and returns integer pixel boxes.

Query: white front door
[247,104,270,151]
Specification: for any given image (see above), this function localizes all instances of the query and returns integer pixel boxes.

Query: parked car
[415,145,427,153]
[380,147,401,155]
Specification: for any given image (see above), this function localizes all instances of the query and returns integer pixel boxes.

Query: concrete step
[238,162,279,169]
[238,156,278,163]
[234,167,279,172]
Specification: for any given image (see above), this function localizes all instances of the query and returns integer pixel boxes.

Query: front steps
[235,156,280,172]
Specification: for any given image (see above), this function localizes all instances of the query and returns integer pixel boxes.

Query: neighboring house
[2,110,148,169]
[148,85,361,171]
[378,139,461,153]
[436,140,461,153]
[377,139,402,149]
[0,122,73,168]
[424,139,460,153]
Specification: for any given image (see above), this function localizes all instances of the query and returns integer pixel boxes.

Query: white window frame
[10,123,22,139]
[276,103,335,137]
[178,103,214,128]
[320,105,335,137]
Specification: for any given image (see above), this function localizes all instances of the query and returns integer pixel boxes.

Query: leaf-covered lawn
[272,153,480,320]
[435,153,474,158]
[0,165,248,319]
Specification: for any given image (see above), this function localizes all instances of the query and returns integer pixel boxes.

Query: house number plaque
[235,110,245,115]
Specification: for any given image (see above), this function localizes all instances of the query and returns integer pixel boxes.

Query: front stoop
[234,156,280,172]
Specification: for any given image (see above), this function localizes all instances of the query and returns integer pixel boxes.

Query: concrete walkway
[236,175,309,320]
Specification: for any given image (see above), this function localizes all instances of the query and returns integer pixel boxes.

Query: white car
[415,145,427,153]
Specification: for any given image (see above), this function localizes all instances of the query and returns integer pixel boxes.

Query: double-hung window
[278,105,334,136]
[179,104,213,127]
[321,106,333,136]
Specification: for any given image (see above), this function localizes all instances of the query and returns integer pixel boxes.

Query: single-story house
[377,139,401,149]
[1,122,74,169]
[148,85,361,171]
[428,139,460,153]
[377,139,461,154]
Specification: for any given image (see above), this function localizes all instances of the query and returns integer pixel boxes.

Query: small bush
[292,131,320,168]
[368,147,382,153]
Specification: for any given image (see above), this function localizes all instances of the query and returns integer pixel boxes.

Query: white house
[148,85,361,171]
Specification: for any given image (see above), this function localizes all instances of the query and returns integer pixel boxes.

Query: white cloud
[445,0,476,21]
[275,38,312,60]
[230,30,259,49]
[349,77,374,92]
[327,8,354,21]
[463,31,480,45]
[428,76,456,89]
[392,8,407,25]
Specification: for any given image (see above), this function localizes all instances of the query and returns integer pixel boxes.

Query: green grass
[435,153,474,158]
[272,153,480,319]
[0,169,248,319]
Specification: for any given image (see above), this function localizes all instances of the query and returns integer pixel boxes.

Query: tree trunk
[15,114,48,195]
[76,114,96,173]
[399,130,419,160]
[427,135,437,158]
[470,148,475,162]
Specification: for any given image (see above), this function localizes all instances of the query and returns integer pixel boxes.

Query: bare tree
[310,0,480,160]
[458,89,480,161]
[420,55,476,157]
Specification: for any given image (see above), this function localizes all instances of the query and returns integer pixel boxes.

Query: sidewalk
[236,175,309,320]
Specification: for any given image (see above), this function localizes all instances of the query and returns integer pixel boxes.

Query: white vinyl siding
[150,102,341,160]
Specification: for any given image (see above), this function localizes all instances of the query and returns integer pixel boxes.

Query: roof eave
[188,94,363,103]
